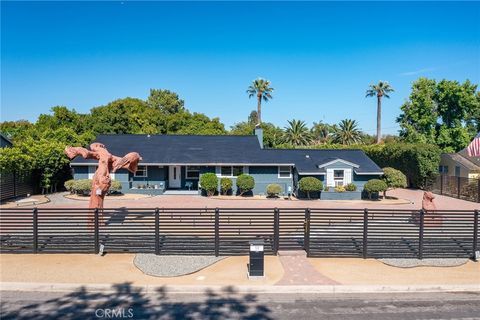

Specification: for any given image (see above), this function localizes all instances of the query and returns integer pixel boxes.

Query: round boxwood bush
[200,173,218,196]
[364,179,388,199]
[382,167,407,197]
[335,185,346,193]
[298,177,323,199]
[64,179,75,193]
[345,183,357,192]
[266,184,282,198]
[220,177,232,195]
[72,179,93,196]
[236,174,255,196]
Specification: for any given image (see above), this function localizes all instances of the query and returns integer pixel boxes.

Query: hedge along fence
[64,179,122,196]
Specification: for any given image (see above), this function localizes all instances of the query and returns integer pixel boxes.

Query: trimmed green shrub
[345,183,357,191]
[200,173,218,196]
[266,184,282,198]
[335,185,346,193]
[72,179,92,195]
[64,179,75,193]
[298,177,323,199]
[110,180,122,192]
[364,179,388,199]
[220,177,232,195]
[323,185,330,192]
[382,167,407,197]
[236,174,255,196]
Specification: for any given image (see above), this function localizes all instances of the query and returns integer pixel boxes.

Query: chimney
[254,127,264,149]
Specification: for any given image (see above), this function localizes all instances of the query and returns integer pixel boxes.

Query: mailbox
[248,239,264,277]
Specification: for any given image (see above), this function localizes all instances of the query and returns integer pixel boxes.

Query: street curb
[1,282,479,294]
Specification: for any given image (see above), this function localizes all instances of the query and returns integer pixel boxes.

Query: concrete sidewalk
[1,254,479,289]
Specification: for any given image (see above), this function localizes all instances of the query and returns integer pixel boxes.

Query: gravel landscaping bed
[134,254,225,277]
[379,258,469,268]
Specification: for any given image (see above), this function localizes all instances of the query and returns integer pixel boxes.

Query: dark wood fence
[0,171,38,202]
[1,207,478,259]
[427,174,480,203]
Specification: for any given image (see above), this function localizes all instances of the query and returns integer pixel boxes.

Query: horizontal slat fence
[1,207,478,259]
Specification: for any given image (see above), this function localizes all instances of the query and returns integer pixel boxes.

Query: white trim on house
[72,162,294,166]
[326,167,352,187]
[278,166,292,179]
[134,165,148,177]
[317,159,360,169]
[354,170,384,175]
[297,172,326,175]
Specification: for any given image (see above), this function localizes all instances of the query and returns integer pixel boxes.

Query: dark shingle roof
[71,134,293,165]
[71,134,382,174]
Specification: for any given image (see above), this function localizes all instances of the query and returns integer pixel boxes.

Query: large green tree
[398,78,479,152]
[246,78,274,126]
[147,89,185,114]
[366,81,394,144]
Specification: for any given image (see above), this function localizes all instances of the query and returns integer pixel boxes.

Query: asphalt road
[1,290,479,320]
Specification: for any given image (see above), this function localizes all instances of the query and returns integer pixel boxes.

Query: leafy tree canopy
[398,78,479,152]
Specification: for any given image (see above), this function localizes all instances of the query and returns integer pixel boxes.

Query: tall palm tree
[283,119,313,146]
[332,119,362,145]
[366,81,394,143]
[246,78,274,126]
[311,121,333,145]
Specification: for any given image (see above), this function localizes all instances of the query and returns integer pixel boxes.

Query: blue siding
[73,166,89,179]
[246,166,293,196]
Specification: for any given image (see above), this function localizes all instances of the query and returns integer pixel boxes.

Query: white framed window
[186,166,200,179]
[278,166,292,178]
[333,170,344,186]
[219,166,243,177]
[134,165,148,177]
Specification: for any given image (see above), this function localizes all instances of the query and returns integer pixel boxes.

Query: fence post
[274,208,280,255]
[304,208,311,257]
[33,207,38,253]
[473,209,479,260]
[440,175,444,195]
[155,208,160,255]
[457,177,461,199]
[94,208,99,254]
[214,208,220,257]
[363,208,368,259]
[477,179,480,203]
[418,209,425,260]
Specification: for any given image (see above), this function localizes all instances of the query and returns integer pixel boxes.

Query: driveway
[22,189,479,210]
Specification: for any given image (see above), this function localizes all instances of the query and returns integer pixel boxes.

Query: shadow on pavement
[1,282,272,320]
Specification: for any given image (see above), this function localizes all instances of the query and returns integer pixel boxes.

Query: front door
[168,165,181,188]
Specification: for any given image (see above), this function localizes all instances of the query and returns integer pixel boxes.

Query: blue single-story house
[70,129,383,200]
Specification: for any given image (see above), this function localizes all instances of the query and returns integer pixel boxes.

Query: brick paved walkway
[276,251,340,285]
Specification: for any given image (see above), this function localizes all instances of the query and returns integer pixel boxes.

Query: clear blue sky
[1,1,479,134]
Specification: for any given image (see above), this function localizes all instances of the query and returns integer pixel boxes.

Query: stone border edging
[2,282,479,294]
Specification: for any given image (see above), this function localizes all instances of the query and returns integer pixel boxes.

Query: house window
[439,166,449,174]
[186,166,200,179]
[220,166,243,177]
[333,170,344,186]
[278,166,292,178]
[134,166,147,177]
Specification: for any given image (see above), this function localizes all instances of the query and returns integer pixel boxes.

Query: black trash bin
[248,239,264,277]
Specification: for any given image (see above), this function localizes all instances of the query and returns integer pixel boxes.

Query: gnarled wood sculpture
[422,191,442,226]
[65,143,142,220]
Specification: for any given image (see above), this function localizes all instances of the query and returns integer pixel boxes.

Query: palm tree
[283,119,313,146]
[332,119,362,145]
[311,121,333,144]
[246,78,274,126]
[366,81,394,143]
